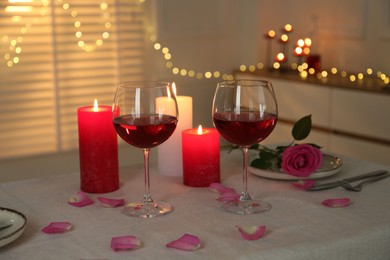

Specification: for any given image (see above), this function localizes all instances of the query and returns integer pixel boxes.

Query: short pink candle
[182,125,220,187]
[77,99,119,193]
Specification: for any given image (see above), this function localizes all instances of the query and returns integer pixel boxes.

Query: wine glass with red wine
[212,79,278,214]
[112,81,178,218]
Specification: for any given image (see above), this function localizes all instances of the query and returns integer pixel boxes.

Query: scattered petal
[166,234,201,251]
[322,198,351,207]
[97,197,125,208]
[292,180,315,189]
[68,191,94,207]
[111,235,142,251]
[41,222,72,234]
[210,183,236,194]
[236,225,266,240]
[216,191,240,202]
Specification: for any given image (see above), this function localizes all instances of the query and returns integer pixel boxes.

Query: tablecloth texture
[1,150,390,260]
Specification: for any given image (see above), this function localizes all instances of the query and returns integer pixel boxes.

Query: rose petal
[236,225,266,240]
[216,191,240,202]
[322,198,351,207]
[41,222,72,234]
[68,191,94,207]
[166,234,201,251]
[97,197,125,208]
[111,235,142,251]
[210,183,236,194]
[292,180,315,189]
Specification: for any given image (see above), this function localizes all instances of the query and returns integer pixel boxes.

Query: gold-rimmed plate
[249,154,343,180]
[0,207,27,248]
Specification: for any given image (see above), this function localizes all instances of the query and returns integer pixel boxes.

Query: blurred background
[1,0,389,182]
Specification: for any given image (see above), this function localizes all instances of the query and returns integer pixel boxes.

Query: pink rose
[281,144,323,177]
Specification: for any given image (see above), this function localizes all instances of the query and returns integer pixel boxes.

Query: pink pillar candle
[182,126,220,187]
[77,99,119,193]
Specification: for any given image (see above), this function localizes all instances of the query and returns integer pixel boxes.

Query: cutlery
[0,224,13,232]
[339,172,390,192]
[307,170,389,191]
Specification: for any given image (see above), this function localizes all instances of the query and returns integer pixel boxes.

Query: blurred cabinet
[236,72,390,165]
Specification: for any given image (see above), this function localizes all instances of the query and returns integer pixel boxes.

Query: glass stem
[142,148,154,205]
[241,146,252,201]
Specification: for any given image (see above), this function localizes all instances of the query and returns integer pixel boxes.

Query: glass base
[221,199,271,215]
[123,201,173,218]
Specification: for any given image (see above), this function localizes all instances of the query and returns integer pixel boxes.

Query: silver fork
[338,172,390,192]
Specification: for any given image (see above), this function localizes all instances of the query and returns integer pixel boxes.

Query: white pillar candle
[157,95,193,176]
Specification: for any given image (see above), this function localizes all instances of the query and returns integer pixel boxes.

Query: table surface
[1,150,390,260]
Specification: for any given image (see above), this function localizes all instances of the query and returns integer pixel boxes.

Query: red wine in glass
[212,79,278,215]
[213,111,277,146]
[112,81,178,218]
[113,114,178,149]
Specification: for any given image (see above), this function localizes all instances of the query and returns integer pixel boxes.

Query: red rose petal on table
[292,179,315,189]
[111,235,142,251]
[41,222,72,234]
[166,234,201,251]
[216,191,240,202]
[97,197,124,208]
[322,198,351,207]
[210,183,236,194]
[68,191,94,207]
[236,225,266,240]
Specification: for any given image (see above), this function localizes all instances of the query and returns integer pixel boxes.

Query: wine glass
[212,79,278,214]
[112,81,178,218]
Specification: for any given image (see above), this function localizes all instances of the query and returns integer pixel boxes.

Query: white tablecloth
[1,150,390,260]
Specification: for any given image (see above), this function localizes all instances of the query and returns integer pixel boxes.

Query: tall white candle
[157,85,192,176]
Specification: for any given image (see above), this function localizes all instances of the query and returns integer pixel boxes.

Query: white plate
[249,154,343,180]
[0,207,27,248]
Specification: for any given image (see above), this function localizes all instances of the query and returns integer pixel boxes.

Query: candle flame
[93,99,99,112]
[172,82,177,97]
[197,125,203,135]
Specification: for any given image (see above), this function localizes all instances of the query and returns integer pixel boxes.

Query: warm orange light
[297,39,305,47]
[93,99,99,112]
[284,24,293,32]
[294,46,303,55]
[280,34,289,42]
[303,47,311,55]
[267,30,276,38]
[304,38,312,47]
[171,82,177,98]
[276,53,285,61]
[197,125,203,135]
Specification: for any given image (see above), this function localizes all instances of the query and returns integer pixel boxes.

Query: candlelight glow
[172,82,177,97]
[197,125,203,135]
[93,99,99,112]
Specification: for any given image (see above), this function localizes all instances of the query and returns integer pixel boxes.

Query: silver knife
[307,170,389,191]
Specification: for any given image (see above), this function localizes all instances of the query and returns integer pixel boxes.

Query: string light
[2,0,50,67]
[2,0,389,87]
[59,0,112,52]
